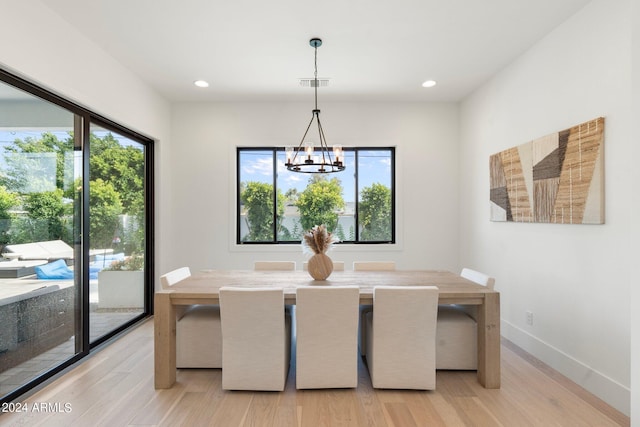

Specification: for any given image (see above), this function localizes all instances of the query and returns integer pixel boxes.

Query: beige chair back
[461,268,495,290]
[366,286,439,389]
[160,267,191,290]
[254,261,296,271]
[353,261,396,271]
[219,287,290,391]
[296,286,360,389]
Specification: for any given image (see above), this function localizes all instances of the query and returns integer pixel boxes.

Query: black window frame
[237,146,395,245]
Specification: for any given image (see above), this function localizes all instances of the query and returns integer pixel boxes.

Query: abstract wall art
[490,117,604,224]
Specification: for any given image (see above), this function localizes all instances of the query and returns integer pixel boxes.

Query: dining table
[154,269,500,389]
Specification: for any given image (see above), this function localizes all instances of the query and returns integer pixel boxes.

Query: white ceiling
[38,0,591,103]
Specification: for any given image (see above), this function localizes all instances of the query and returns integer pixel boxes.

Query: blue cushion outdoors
[35,259,74,280]
[89,253,125,279]
[93,252,125,265]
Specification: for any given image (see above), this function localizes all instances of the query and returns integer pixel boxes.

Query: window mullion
[273,149,278,243]
[354,148,360,243]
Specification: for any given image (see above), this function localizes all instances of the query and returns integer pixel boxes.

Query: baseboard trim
[501,319,630,417]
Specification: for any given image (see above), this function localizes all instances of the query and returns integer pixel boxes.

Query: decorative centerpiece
[302,225,338,280]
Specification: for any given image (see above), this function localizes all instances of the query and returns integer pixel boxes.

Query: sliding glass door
[0,70,153,403]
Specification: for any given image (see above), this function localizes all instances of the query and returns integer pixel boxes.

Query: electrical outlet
[526,311,534,326]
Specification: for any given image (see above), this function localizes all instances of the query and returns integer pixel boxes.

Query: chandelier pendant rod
[314,43,319,111]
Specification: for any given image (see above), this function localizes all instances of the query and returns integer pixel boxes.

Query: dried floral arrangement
[301,225,339,255]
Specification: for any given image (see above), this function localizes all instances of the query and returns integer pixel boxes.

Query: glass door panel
[88,124,146,342]
[0,81,81,398]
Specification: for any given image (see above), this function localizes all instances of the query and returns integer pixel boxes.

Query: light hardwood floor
[0,318,629,426]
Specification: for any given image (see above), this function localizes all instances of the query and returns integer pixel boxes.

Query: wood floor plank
[203,390,253,426]
[458,374,536,427]
[449,396,503,427]
[159,390,211,427]
[0,318,629,427]
[436,370,477,398]
[503,339,630,426]
[353,360,388,427]
[270,369,298,427]
[425,393,472,426]
[299,389,360,427]
[242,391,283,427]
[382,402,417,427]
[404,392,448,427]
[128,378,190,425]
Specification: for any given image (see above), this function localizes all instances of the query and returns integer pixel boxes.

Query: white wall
[460,0,631,415]
[631,0,640,423]
[0,0,172,283]
[168,101,460,272]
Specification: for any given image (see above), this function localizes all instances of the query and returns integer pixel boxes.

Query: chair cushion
[436,305,478,370]
[35,259,73,280]
[176,305,223,368]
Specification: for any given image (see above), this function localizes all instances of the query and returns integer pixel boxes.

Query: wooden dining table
[154,269,501,389]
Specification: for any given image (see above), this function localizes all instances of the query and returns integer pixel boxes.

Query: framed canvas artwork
[490,117,604,224]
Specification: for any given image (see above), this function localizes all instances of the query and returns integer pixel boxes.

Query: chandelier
[285,38,345,174]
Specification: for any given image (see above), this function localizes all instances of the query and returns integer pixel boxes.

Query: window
[237,147,395,244]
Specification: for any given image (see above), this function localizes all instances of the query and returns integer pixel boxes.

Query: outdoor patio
[0,277,143,397]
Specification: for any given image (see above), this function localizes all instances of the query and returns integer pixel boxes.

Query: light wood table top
[154,269,501,389]
[161,269,493,305]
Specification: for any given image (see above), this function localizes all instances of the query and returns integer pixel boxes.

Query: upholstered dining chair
[295,286,360,389]
[219,287,291,391]
[302,260,345,271]
[354,261,396,354]
[159,267,222,369]
[254,261,296,271]
[365,286,439,389]
[436,268,495,370]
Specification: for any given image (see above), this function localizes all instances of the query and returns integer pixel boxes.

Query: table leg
[154,292,176,389]
[477,292,500,388]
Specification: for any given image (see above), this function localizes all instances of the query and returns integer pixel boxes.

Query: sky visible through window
[240,149,392,203]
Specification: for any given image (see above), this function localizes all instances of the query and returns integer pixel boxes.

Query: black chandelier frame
[285,38,345,174]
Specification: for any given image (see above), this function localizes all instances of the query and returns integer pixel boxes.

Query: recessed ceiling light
[422,80,437,88]
[194,80,209,88]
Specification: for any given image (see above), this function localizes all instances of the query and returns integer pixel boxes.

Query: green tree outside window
[241,181,285,241]
[296,176,345,233]
[359,182,392,241]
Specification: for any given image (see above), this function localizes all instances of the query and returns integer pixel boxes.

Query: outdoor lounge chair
[3,240,113,264]
[0,259,47,278]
